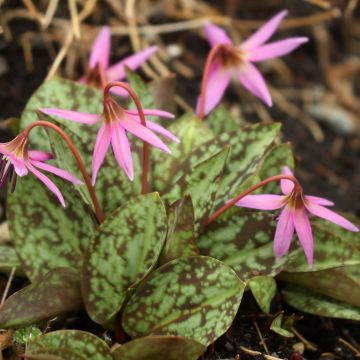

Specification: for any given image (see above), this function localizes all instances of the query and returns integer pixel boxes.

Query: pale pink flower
[0,133,82,206]
[81,26,157,96]
[235,167,359,267]
[41,98,179,184]
[197,10,308,116]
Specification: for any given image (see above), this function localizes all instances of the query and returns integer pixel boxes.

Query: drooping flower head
[197,10,308,117]
[81,26,157,97]
[40,83,179,185]
[0,132,82,206]
[235,167,358,267]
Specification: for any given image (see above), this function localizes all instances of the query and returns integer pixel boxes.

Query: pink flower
[40,97,179,184]
[81,26,157,96]
[0,133,82,206]
[235,167,359,267]
[197,10,308,116]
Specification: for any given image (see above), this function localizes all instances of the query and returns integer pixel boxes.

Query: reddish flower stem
[104,81,150,194]
[198,44,222,120]
[205,174,302,226]
[24,121,104,224]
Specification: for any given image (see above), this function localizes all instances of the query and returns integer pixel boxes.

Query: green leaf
[82,192,167,324]
[269,312,294,338]
[248,276,277,314]
[206,105,245,134]
[159,196,199,265]
[0,244,21,273]
[0,268,82,328]
[13,326,42,345]
[126,68,155,109]
[112,335,206,360]
[26,330,113,360]
[7,175,96,281]
[164,147,230,236]
[197,209,299,280]
[279,265,360,307]
[122,256,245,346]
[282,285,360,320]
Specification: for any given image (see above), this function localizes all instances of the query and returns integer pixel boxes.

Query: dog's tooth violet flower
[197,10,308,117]
[40,84,179,185]
[235,167,359,267]
[81,26,157,96]
[0,132,82,206]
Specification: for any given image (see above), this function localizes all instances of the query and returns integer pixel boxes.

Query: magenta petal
[306,202,359,232]
[120,117,171,153]
[27,163,66,207]
[247,37,309,62]
[89,26,111,69]
[235,194,285,210]
[281,166,294,195]
[31,160,83,185]
[40,108,100,125]
[92,124,113,185]
[28,150,53,162]
[110,86,130,97]
[305,195,334,207]
[204,23,232,47]
[236,62,272,106]
[126,109,175,119]
[274,206,294,258]
[111,124,134,181]
[196,60,231,116]
[106,46,158,81]
[241,10,288,51]
[293,208,314,267]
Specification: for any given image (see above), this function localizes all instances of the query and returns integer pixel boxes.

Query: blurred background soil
[0,0,359,359]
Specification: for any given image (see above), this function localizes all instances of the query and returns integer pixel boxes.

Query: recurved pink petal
[28,150,53,162]
[305,195,334,207]
[92,124,113,185]
[196,60,231,116]
[293,208,314,267]
[27,163,65,207]
[89,26,111,69]
[111,123,134,181]
[281,166,295,195]
[40,108,100,125]
[235,194,285,210]
[109,86,130,97]
[247,37,308,62]
[204,23,232,47]
[126,109,175,119]
[106,46,158,81]
[120,117,171,153]
[236,62,272,106]
[274,206,294,258]
[31,160,83,185]
[241,10,288,51]
[306,202,359,232]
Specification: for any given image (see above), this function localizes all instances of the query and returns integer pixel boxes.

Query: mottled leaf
[164,147,229,235]
[206,105,245,134]
[13,326,42,345]
[82,192,167,324]
[7,174,96,281]
[26,349,85,360]
[112,335,206,360]
[248,276,277,314]
[26,330,113,360]
[0,268,82,328]
[197,209,299,280]
[122,256,245,346]
[160,195,198,265]
[0,244,21,273]
[270,312,294,338]
[282,285,360,320]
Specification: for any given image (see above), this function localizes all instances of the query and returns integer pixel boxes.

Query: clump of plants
[0,10,359,360]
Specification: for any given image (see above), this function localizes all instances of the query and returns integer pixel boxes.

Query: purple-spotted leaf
[7,173,96,281]
[282,285,360,320]
[279,265,360,307]
[197,209,299,280]
[269,312,294,338]
[26,330,113,360]
[122,256,245,346]
[26,349,85,360]
[163,147,229,236]
[159,195,199,265]
[0,268,82,328]
[206,105,245,134]
[248,276,277,314]
[0,244,21,273]
[112,335,206,360]
[82,192,167,324]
